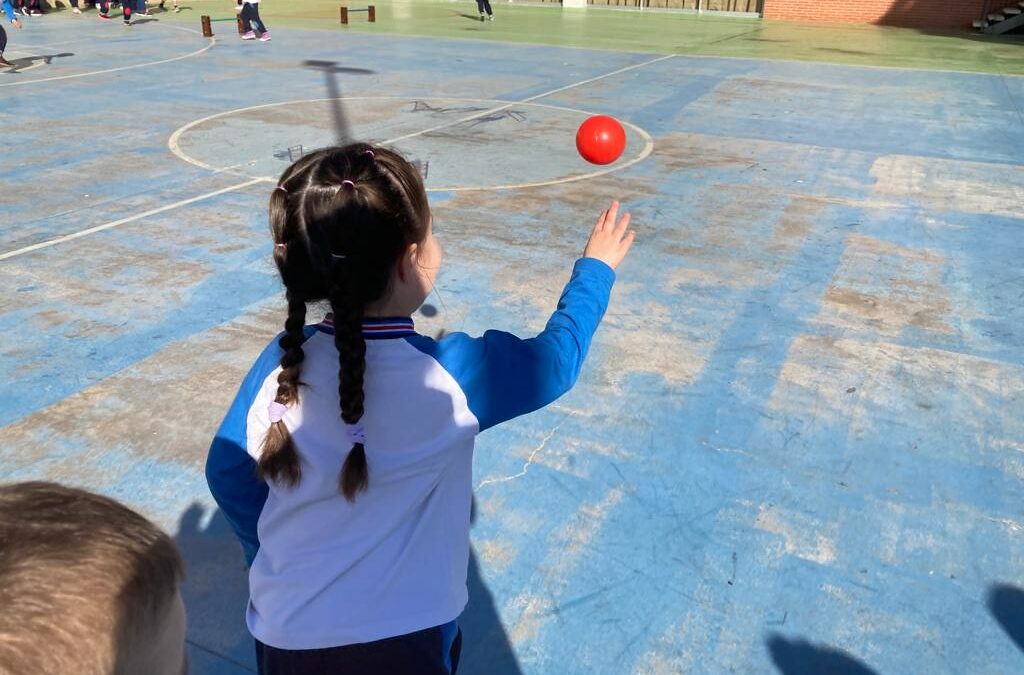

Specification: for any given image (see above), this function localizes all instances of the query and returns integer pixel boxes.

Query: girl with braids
[206,144,635,675]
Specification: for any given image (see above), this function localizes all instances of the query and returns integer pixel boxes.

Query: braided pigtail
[257,289,307,486]
[331,274,369,501]
[261,144,431,497]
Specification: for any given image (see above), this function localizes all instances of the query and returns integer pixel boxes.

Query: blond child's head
[0,481,187,675]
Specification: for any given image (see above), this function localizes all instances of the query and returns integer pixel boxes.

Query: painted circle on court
[168,97,653,191]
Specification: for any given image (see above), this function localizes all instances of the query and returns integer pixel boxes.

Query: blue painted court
[2,10,1023,675]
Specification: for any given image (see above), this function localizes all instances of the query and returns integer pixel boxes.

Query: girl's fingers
[613,213,631,239]
[622,230,636,249]
[603,201,619,233]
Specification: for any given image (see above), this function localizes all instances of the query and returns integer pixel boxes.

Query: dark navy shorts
[255,621,462,675]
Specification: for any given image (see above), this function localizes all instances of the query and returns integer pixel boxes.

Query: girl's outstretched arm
[408,201,635,432]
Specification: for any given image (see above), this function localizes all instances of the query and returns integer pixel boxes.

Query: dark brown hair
[0,481,185,675]
[262,144,431,501]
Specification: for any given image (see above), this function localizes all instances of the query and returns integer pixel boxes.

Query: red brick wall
[762,0,987,28]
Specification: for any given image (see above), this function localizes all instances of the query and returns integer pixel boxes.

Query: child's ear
[397,243,418,283]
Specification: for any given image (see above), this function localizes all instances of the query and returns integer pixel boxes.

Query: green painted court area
[158,0,1024,74]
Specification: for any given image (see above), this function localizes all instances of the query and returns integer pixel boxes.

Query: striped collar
[317,314,417,339]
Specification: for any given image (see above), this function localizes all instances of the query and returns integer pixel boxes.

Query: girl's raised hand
[583,201,635,271]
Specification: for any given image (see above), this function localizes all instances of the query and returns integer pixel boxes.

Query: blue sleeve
[3,0,15,22]
[205,333,288,566]
[407,257,615,432]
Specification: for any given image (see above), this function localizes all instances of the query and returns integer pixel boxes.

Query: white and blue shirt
[206,257,615,650]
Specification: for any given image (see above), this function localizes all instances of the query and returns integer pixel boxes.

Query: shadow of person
[767,634,881,675]
[173,500,524,674]
[2,52,74,73]
[173,503,256,671]
[988,583,1024,653]
[457,496,524,674]
[460,554,524,674]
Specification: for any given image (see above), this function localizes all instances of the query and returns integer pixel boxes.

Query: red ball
[576,115,627,165]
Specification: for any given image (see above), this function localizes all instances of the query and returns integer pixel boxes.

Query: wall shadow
[767,634,881,675]
[879,0,1024,37]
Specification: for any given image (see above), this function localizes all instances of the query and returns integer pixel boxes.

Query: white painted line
[427,122,652,192]
[0,178,268,261]
[383,54,675,144]
[0,31,215,88]
[168,96,656,191]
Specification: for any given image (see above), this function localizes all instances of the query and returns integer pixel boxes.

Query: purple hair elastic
[363,149,375,158]
[347,424,366,445]
[342,180,356,189]
[268,401,287,424]
[275,185,288,193]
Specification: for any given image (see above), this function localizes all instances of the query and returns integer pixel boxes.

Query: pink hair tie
[342,180,356,189]
[347,424,366,445]
[363,149,375,158]
[268,401,287,424]
[276,185,288,193]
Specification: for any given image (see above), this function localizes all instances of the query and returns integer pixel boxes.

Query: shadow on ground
[988,583,1024,654]
[767,634,881,675]
[1,52,74,73]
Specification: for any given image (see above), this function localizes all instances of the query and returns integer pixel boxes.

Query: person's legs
[475,0,485,18]
[481,0,493,17]
[122,0,131,23]
[250,2,267,34]
[239,1,253,33]
[0,25,9,64]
